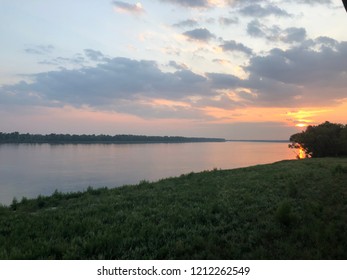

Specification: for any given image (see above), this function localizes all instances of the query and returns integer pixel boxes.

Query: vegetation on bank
[289,121,347,158]
[0,132,225,144]
[1,157,347,259]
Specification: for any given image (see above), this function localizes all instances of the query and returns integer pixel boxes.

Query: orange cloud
[286,108,333,127]
[149,99,190,108]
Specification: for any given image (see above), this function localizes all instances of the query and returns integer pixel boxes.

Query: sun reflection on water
[298,146,306,159]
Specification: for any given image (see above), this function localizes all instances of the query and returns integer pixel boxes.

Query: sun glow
[295,123,308,128]
[298,146,306,159]
[287,109,333,128]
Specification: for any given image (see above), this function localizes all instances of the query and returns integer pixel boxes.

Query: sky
[1,0,347,140]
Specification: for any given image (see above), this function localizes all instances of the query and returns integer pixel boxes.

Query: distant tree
[289,121,347,158]
[0,131,225,144]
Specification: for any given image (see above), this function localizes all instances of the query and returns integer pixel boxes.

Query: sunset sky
[1,0,346,140]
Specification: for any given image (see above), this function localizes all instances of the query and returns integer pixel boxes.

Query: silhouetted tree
[289,121,347,158]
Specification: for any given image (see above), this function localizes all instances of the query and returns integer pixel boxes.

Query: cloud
[24,45,54,55]
[315,36,339,47]
[206,73,241,89]
[183,28,216,42]
[227,0,263,6]
[228,0,331,9]
[218,16,238,26]
[291,0,331,5]
[37,50,107,67]
[38,54,85,67]
[159,0,211,8]
[246,40,346,86]
[112,1,145,14]
[0,57,211,109]
[220,40,253,55]
[84,49,107,61]
[247,20,306,43]
[243,74,301,106]
[2,37,347,120]
[244,38,347,105]
[173,19,199,28]
[111,98,208,120]
[240,4,291,18]
[281,27,307,43]
[212,58,232,65]
[247,20,279,39]
[168,60,189,70]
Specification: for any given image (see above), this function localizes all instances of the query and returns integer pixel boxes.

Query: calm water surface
[0,142,295,205]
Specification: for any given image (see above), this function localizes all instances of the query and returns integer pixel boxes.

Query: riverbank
[1,158,346,259]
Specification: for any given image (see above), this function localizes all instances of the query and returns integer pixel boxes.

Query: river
[0,141,295,205]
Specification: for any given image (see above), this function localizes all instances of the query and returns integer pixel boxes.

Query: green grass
[1,158,347,259]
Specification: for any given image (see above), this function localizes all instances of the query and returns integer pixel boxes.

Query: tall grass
[0,158,346,259]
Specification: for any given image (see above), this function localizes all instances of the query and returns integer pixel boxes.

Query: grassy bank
[1,158,347,259]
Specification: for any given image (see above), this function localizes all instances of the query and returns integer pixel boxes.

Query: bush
[275,201,295,227]
[10,197,18,211]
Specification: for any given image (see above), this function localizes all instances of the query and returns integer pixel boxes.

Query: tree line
[0,132,225,144]
[289,121,347,158]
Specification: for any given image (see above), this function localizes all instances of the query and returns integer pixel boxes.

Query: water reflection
[298,147,306,159]
[0,142,295,205]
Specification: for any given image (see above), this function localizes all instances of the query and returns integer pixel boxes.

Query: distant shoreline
[0,140,226,145]
[0,132,292,144]
[0,132,225,144]
[227,139,290,143]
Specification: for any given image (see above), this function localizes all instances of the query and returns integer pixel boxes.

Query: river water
[0,141,295,205]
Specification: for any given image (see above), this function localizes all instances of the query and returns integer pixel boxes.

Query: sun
[295,123,308,128]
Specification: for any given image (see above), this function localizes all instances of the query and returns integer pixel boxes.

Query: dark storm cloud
[240,4,291,18]
[220,40,253,56]
[183,28,216,42]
